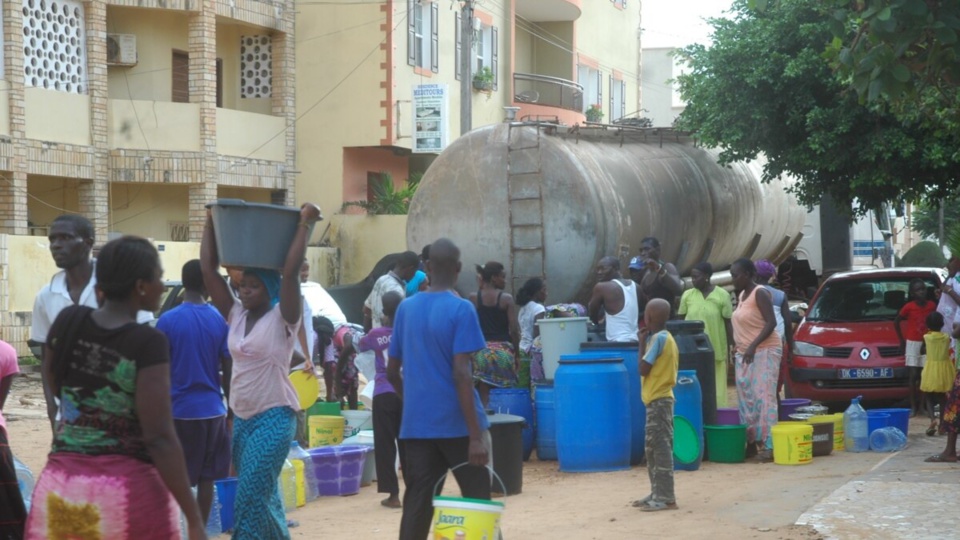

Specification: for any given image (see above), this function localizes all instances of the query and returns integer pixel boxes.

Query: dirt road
[5,373,892,539]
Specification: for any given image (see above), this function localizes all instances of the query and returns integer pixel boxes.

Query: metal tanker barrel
[407,123,805,302]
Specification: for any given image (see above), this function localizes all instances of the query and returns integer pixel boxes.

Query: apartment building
[295,0,642,255]
[0,0,297,242]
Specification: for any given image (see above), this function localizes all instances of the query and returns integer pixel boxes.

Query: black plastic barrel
[666,320,717,427]
[487,413,524,494]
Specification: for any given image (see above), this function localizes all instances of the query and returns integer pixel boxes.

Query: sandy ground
[5,373,899,539]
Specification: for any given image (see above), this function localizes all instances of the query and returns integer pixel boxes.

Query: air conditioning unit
[106,34,137,66]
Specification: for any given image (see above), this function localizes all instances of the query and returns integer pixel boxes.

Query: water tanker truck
[407,123,807,304]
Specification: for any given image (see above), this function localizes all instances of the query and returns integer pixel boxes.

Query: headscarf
[754,259,777,280]
[244,268,282,307]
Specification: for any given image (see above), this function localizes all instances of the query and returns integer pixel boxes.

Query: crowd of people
[9,211,960,537]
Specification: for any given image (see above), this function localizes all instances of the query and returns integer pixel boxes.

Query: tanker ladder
[505,121,550,293]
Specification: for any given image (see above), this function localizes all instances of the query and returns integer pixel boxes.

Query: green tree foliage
[676,0,960,213]
[341,172,421,215]
[900,240,947,267]
[909,198,960,239]
[820,0,960,125]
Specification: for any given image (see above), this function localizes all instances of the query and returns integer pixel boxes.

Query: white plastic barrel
[536,317,589,380]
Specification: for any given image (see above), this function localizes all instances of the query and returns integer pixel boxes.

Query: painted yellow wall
[217,186,272,203]
[7,235,57,313]
[108,183,190,240]
[216,108,286,160]
[24,88,91,145]
[0,81,9,136]
[575,2,640,119]
[216,21,272,114]
[532,22,574,79]
[106,7,190,102]
[108,99,201,151]
[328,215,408,284]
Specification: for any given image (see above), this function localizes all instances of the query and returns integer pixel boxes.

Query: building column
[1,0,28,235]
[271,2,296,207]
[83,0,110,243]
[188,2,218,240]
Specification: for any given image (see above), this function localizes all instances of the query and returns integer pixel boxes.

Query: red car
[786,267,947,404]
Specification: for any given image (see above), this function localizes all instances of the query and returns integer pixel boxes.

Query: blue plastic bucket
[866,411,890,436]
[215,477,238,532]
[489,388,535,461]
[534,383,557,460]
[555,354,630,472]
[579,343,645,465]
[674,370,703,471]
[870,408,909,436]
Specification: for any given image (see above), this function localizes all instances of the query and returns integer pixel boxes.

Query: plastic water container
[870,426,907,452]
[534,383,557,460]
[342,430,378,485]
[341,409,373,439]
[214,477,238,533]
[866,411,890,437]
[489,388,535,461]
[308,445,372,496]
[208,199,314,270]
[778,398,812,421]
[14,456,33,513]
[843,396,869,453]
[580,342,646,465]
[674,370,703,471]
[537,317,589,380]
[288,441,319,501]
[206,484,222,537]
[554,353,630,472]
[279,459,297,512]
[870,408,910,436]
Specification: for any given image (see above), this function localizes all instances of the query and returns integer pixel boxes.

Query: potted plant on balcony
[473,66,494,92]
[586,104,604,122]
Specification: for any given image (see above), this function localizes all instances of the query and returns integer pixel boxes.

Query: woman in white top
[517,278,548,384]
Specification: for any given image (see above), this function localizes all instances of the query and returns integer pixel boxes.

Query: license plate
[838,368,894,379]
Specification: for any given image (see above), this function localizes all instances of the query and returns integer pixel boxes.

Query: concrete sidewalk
[797,431,960,539]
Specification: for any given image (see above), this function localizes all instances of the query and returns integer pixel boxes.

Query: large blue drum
[580,343,645,465]
[674,370,703,471]
[534,383,557,460]
[489,388,535,461]
[555,354,630,472]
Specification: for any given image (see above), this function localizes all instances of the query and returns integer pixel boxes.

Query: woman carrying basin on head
[201,202,322,539]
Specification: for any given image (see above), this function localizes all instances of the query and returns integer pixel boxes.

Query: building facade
[295,0,642,269]
[0,0,297,243]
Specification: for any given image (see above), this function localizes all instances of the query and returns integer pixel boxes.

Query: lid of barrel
[666,320,705,335]
[559,353,624,364]
[579,341,639,351]
[487,413,525,425]
[673,416,701,464]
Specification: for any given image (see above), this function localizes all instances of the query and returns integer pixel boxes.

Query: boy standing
[343,290,404,508]
[635,298,679,512]
[894,278,936,417]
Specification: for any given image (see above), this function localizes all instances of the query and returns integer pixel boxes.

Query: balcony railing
[513,73,583,112]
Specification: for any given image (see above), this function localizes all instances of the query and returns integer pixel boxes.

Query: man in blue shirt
[156,259,232,528]
[387,238,491,540]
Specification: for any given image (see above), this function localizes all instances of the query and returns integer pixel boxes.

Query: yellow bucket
[308,415,345,448]
[771,423,813,465]
[811,414,844,451]
[292,459,306,507]
[432,497,504,540]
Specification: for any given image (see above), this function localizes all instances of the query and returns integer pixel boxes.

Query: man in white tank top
[588,256,640,342]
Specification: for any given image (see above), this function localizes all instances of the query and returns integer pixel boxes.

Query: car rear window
[806,276,938,323]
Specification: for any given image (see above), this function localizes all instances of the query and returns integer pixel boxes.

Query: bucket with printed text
[771,423,813,465]
[341,410,373,439]
[432,464,506,540]
[308,415,345,447]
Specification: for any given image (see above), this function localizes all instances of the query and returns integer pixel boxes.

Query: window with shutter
[455,11,461,80]
[611,77,625,121]
[216,58,223,108]
[491,26,498,91]
[430,1,439,73]
[578,64,601,112]
[407,0,416,66]
[620,80,626,120]
[172,50,189,103]
[596,70,603,111]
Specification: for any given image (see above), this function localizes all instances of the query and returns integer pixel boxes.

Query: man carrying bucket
[387,238,493,540]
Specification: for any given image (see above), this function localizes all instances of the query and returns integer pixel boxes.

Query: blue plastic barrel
[489,388,535,461]
[534,383,557,460]
[555,354,630,472]
[579,343,645,465]
[674,370,703,471]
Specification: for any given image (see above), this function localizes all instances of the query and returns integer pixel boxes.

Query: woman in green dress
[678,262,734,407]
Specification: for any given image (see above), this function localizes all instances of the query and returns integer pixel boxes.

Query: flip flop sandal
[631,495,654,508]
[926,424,938,437]
[924,454,958,463]
[638,500,679,512]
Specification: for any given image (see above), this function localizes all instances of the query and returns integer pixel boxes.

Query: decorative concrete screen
[240,35,271,98]
[22,0,87,93]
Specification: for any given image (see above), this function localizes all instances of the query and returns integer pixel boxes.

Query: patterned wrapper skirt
[473,341,518,388]
[25,453,180,540]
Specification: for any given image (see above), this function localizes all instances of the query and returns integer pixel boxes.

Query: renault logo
[860,348,870,361]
